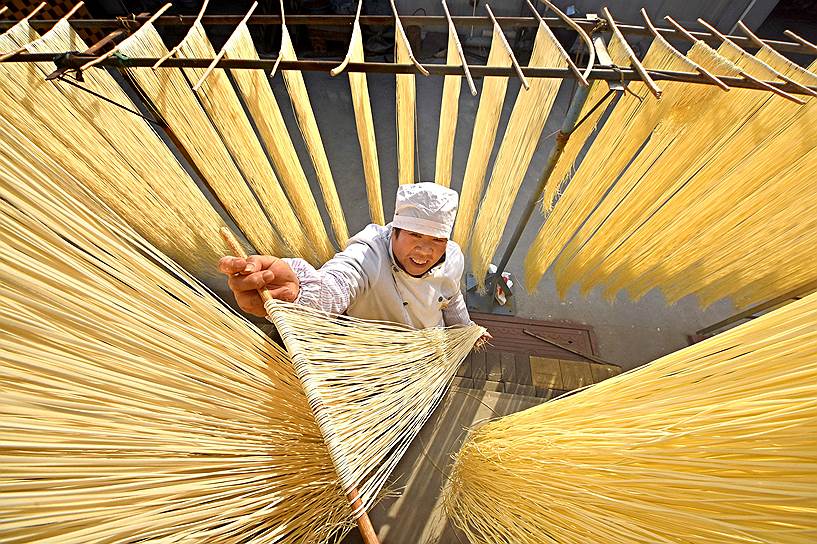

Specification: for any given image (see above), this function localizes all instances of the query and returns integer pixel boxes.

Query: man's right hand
[218,255,300,318]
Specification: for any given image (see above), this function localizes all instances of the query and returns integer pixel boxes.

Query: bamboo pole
[218,227,381,544]
[485,4,529,89]
[602,6,662,98]
[12,53,815,94]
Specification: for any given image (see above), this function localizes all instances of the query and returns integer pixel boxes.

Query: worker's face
[392,229,448,276]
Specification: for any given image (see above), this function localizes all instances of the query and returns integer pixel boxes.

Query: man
[220,183,490,339]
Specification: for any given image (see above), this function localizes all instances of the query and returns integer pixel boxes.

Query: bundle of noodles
[450,27,512,248]
[224,20,336,262]
[219,228,486,518]
[395,16,417,185]
[330,13,385,225]
[608,52,817,306]
[469,18,565,288]
[522,35,696,292]
[1,109,485,542]
[113,21,283,257]
[433,25,462,188]
[1,115,484,541]
[552,39,817,308]
[0,19,227,279]
[445,290,817,544]
[279,21,349,247]
[266,299,483,516]
[674,147,817,307]
[0,115,348,543]
[176,21,315,262]
[549,39,745,298]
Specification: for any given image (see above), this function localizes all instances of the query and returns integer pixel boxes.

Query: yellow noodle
[522,35,676,291]
[115,22,283,256]
[279,24,349,246]
[0,21,227,278]
[673,147,817,307]
[541,38,629,210]
[446,291,817,544]
[225,21,335,262]
[552,40,747,298]
[637,138,816,306]
[340,19,385,225]
[451,28,512,248]
[0,130,351,543]
[614,71,817,303]
[433,28,462,187]
[177,22,315,261]
[469,20,565,288]
[266,298,484,514]
[729,251,817,308]
[395,27,416,185]
[2,113,484,542]
[598,67,813,298]
[590,50,816,305]
[643,53,817,301]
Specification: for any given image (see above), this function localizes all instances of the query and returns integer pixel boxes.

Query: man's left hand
[475,330,493,350]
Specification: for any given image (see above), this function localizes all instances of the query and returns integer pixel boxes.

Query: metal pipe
[488,82,594,294]
[5,53,816,95]
[2,15,813,54]
[2,14,559,29]
[729,0,759,35]
[696,279,817,336]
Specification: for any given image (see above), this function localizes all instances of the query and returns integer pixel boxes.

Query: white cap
[392,182,458,239]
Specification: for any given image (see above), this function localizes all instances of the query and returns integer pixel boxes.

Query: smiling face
[391,228,448,276]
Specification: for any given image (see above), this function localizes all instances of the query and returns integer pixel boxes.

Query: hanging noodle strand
[434,26,463,188]
[279,23,349,247]
[470,20,565,288]
[115,22,284,257]
[333,16,385,225]
[0,20,228,278]
[0,115,350,544]
[176,22,315,261]
[451,28,512,248]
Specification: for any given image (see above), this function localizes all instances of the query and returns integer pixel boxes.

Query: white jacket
[284,224,472,329]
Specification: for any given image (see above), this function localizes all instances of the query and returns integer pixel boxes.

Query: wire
[56,75,163,126]
[570,88,616,134]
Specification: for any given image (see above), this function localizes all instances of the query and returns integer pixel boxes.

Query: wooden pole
[601,6,662,99]
[218,227,381,544]
[522,329,619,368]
